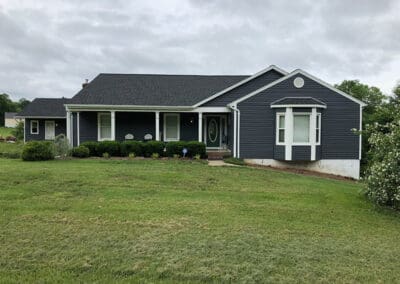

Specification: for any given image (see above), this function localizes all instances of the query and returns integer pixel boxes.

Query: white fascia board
[65,104,230,113]
[192,65,288,107]
[230,69,367,107]
[15,116,66,119]
[271,104,327,109]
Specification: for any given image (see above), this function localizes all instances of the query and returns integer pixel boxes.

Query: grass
[0,126,13,137]
[223,157,246,166]
[0,158,399,283]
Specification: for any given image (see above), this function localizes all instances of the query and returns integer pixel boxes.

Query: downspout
[228,104,240,158]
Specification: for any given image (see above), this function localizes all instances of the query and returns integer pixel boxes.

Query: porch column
[155,111,160,141]
[198,112,203,142]
[310,107,317,161]
[66,111,72,146]
[77,112,80,146]
[111,111,116,141]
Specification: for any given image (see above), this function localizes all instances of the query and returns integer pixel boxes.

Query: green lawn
[0,159,399,283]
[0,127,13,137]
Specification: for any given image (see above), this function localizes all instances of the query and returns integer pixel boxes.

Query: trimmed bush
[22,141,54,161]
[71,146,90,158]
[165,141,186,157]
[186,141,206,158]
[95,141,121,157]
[166,141,206,158]
[80,141,98,156]
[121,141,143,157]
[142,141,164,157]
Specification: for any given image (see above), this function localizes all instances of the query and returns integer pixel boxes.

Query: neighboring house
[4,112,20,128]
[17,65,366,179]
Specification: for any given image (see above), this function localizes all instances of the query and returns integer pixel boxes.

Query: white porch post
[66,111,72,146]
[155,111,160,141]
[233,109,237,157]
[285,107,293,160]
[111,111,116,141]
[198,112,203,142]
[77,112,80,146]
[310,107,317,161]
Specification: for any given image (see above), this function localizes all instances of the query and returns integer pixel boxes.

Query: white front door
[45,121,55,140]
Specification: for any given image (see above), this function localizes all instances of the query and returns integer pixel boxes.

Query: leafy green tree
[0,93,17,126]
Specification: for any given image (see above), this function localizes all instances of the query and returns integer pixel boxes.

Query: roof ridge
[98,73,249,77]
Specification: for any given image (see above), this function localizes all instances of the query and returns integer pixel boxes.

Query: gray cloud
[0,0,399,101]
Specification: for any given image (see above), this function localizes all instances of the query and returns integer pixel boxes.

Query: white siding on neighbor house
[5,118,19,128]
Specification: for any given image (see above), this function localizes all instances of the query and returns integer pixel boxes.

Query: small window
[30,120,39,134]
[276,114,285,144]
[293,114,310,143]
[316,114,321,144]
[98,113,111,141]
[164,113,180,141]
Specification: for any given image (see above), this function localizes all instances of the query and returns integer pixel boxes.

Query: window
[316,113,321,144]
[98,113,111,141]
[164,113,180,141]
[30,120,39,134]
[293,114,310,143]
[276,114,285,144]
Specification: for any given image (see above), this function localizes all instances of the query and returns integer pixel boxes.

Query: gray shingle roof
[4,112,17,119]
[271,97,326,106]
[69,74,248,106]
[17,98,70,117]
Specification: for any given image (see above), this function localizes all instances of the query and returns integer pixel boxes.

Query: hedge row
[79,140,206,158]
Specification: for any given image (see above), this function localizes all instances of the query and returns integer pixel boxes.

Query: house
[4,112,20,128]
[17,65,366,179]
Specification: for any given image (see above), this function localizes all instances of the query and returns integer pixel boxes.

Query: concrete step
[207,151,231,160]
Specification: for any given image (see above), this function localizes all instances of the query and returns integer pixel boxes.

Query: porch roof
[68,74,248,107]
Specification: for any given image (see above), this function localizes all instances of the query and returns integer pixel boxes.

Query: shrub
[186,141,206,158]
[364,117,400,210]
[71,146,90,158]
[80,141,98,156]
[12,121,24,141]
[22,141,54,161]
[194,154,201,160]
[173,154,180,159]
[121,141,143,157]
[165,141,186,157]
[102,152,110,159]
[142,141,164,157]
[128,152,136,159]
[166,141,206,158]
[54,134,70,158]
[96,141,121,157]
[151,152,159,159]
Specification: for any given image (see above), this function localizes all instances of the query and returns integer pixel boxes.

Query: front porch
[66,109,233,151]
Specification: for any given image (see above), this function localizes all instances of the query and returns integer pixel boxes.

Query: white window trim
[316,113,321,146]
[163,113,180,142]
[97,112,112,141]
[276,112,321,146]
[275,113,286,145]
[30,120,39,135]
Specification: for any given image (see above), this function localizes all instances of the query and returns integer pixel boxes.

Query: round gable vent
[293,77,305,88]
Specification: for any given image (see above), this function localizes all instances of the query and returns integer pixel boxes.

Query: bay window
[164,113,180,141]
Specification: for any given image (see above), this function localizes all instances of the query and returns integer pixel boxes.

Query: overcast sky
[1,0,399,101]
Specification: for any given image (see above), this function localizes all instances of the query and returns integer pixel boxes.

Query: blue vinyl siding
[25,118,66,141]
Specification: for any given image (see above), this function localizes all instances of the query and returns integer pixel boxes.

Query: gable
[200,69,285,107]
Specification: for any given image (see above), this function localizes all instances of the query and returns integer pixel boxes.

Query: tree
[0,93,17,127]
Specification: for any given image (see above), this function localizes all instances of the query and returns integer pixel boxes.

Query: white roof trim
[193,65,288,107]
[229,69,367,107]
[271,104,327,109]
[270,96,326,106]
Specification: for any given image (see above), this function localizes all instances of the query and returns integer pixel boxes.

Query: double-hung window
[276,113,285,144]
[316,113,321,145]
[30,120,39,134]
[164,113,180,141]
[98,113,111,141]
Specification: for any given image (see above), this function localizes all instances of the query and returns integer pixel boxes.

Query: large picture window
[98,113,111,141]
[293,114,310,143]
[164,113,180,141]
